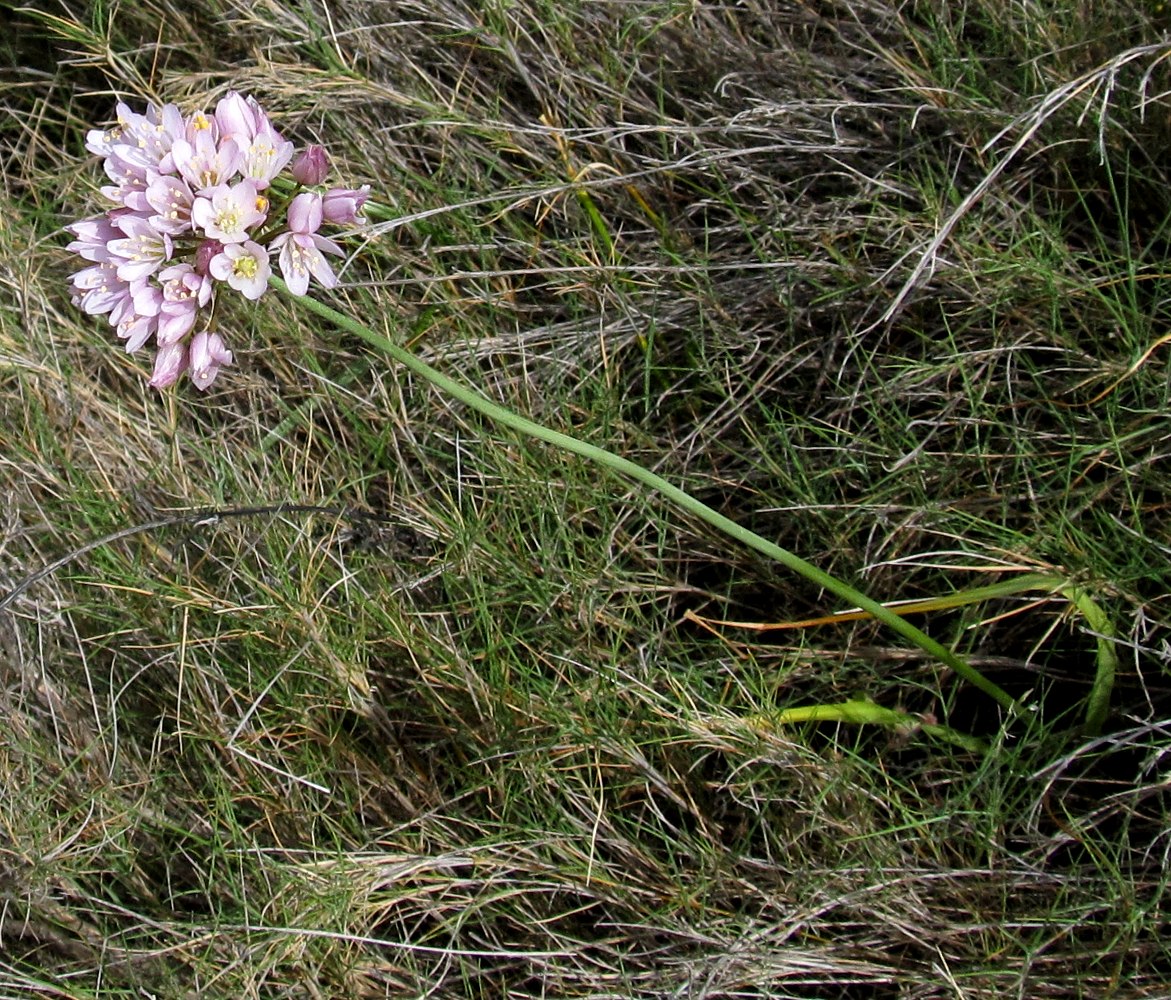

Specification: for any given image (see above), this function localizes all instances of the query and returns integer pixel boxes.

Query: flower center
[215,207,241,233]
[233,256,258,279]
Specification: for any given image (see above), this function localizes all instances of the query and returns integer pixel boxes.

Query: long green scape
[272,275,1026,723]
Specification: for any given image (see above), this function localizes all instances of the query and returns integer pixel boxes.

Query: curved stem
[274,277,1021,715]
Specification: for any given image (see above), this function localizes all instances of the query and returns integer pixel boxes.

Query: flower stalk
[271,275,1023,717]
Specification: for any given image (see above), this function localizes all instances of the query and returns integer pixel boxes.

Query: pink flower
[272,229,342,296]
[214,91,263,143]
[271,193,344,294]
[92,102,153,168]
[145,174,196,235]
[291,145,329,185]
[85,125,119,158]
[156,301,198,345]
[321,185,370,225]
[172,131,241,193]
[101,151,151,212]
[191,180,266,243]
[107,214,173,282]
[66,217,121,261]
[115,310,158,353]
[159,263,213,307]
[149,341,189,388]
[156,264,212,344]
[209,241,271,300]
[188,331,233,390]
[69,93,371,390]
[131,279,163,318]
[69,261,130,318]
[113,102,186,172]
[184,108,219,143]
[240,126,295,188]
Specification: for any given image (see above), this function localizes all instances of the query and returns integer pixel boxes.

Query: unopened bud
[291,145,329,185]
[321,185,370,225]
[195,238,225,275]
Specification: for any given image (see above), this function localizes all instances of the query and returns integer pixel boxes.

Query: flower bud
[291,145,329,185]
[215,91,260,141]
[321,185,370,225]
[287,191,323,235]
[149,341,188,389]
[195,238,225,275]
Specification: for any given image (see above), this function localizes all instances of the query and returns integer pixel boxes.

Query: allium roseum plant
[62,93,1041,742]
[67,93,369,389]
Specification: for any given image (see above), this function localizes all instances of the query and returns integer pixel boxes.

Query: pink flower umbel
[67,93,370,390]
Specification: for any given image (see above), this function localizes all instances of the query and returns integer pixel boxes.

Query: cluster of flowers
[67,93,369,389]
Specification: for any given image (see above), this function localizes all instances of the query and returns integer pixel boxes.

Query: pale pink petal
[287,192,323,235]
[274,234,309,296]
[150,342,188,388]
[189,331,233,390]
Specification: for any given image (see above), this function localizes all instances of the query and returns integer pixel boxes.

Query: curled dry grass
[2,0,1171,996]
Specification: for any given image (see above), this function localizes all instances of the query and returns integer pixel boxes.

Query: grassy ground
[2,0,1171,996]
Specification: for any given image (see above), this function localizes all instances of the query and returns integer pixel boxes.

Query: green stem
[1066,586,1118,736]
[755,700,989,754]
[273,277,1021,715]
